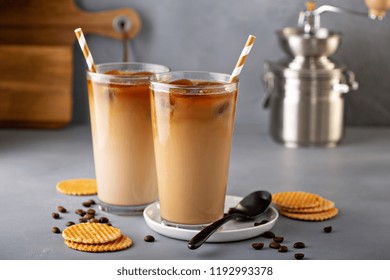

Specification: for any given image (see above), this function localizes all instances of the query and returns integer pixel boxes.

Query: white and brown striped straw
[306,1,316,12]
[74,28,97,73]
[229,34,256,83]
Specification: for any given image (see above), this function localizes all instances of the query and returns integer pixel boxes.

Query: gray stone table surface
[1,123,390,260]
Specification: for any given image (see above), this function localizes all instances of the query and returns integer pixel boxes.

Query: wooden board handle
[74,8,141,41]
[0,0,141,45]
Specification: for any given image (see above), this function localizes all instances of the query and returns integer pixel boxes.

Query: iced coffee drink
[87,62,169,215]
[150,71,238,226]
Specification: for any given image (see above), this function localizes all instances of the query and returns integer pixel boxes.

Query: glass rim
[87,62,171,82]
[149,71,239,90]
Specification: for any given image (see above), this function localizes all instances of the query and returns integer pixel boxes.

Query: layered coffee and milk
[87,63,169,213]
[150,74,238,225]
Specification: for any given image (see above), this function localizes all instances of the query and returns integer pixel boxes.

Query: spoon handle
[187,214,236,250]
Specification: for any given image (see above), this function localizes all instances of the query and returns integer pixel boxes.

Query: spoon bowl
[187,190,272,250]
[231,190,272,217]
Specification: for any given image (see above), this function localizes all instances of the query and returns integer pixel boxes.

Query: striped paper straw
[229,35,256,83]
[74,28,97,73]
[306,1,316,12]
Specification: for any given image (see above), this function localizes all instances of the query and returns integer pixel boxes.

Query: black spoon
[187,190,272,250]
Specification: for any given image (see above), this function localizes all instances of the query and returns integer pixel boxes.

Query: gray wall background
[72,0,390,127]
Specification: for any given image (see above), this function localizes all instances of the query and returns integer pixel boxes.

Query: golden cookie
[280,207,339,221]
[64,235,133,252]
[272,191,321,209]
[56,178,97,196]
[62,223,121,244]
[280,198,335,214]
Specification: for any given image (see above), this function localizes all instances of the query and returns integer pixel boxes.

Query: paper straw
[74,28,97,73]
[229,35,256,83]
[306,1,316,11]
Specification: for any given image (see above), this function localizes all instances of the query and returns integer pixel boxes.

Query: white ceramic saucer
[143,195,279,242]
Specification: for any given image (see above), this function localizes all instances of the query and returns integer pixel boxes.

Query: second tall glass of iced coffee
[150,72,238,227]
[87,62,169,215]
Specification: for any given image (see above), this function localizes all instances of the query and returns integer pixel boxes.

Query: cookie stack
[272,191,338,221]
[62,223,132,252]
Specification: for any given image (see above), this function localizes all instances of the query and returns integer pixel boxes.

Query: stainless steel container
[263,27,358,148]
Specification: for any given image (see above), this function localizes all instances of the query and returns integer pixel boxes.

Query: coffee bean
[251,242,264,250]
[83,213,94,220]
[89,218,99,223]
[51,212,60,219]
[324,226,333,233]
[82,201,92,207]
[66,221,75,227]
[88,199,96,205]
[87,208,96,215]
[294,253,305,260]
[278,245,288,253]
[293,242,305,249]
[261,231,275,238]
[57,206,67,213]
[79,217,88,223]
[52,227,61,234]
[254,220,269,226]
[99,217,109,223]
[273,236,284,243]
[144,235,155,242]
[269,241,281,249]
[75,209,86,216]
[106,223,112,227]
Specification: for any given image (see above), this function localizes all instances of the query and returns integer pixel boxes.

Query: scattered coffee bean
[51,212,60,219]
[254,220,269,226]
[323,226,333,233]
[278,245,288,253]
[57,206,67,213]
[82,201,92,207]
[99,217,109,223]
[66,221,75,227]
[261,231,275,238]
[89,218,99,223]
[87,208,96,215]
[251,242,264,250]
[293,242,306,249]
[106,223,112,227]
[269,241,281,249]
[273,236,284,243]
[79,217,88,223]
[294,253,305,260]
[144,235,155,242]
[87,199,96,205]
[52,227,61,234]
[83,213,94,220]
[75,209,86,216]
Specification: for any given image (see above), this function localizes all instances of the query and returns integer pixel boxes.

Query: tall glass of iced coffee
[150,71,238,227]
[87,62,170,215]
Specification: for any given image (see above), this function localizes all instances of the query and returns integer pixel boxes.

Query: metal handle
[298,5,373,34]
[344,70,359,91]
[333,70,359,94]
[262,63,274,109]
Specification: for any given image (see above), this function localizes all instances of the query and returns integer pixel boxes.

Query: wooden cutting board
[0,0,141,128]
